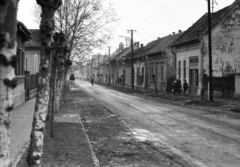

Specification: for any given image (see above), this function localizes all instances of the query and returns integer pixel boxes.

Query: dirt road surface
[75,79,240,167]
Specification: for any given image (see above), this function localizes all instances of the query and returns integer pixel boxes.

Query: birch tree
[59,0,117,60]
[0,1,19,166]
[56,0,118,112]
[33,0,118,64]
[27,0,62,166]
[32,0,117,114]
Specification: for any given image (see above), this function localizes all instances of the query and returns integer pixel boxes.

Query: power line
[212,0,218,13]
[127,29,137,89]
[119,35,131,47]
[137,0,187,28]
[135,0,176,26]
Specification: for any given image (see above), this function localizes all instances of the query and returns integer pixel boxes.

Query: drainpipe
[200,40,204,100]
[144,54,149,90]
[171,47,177,79]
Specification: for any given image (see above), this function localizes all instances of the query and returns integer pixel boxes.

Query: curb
[73,101,100,167]
[11,142,29,167]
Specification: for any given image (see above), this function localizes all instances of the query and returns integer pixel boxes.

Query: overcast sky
[18,0,235,54]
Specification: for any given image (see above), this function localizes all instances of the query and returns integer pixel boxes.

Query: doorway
[189,69,199,94]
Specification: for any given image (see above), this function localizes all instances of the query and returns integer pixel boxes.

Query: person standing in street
[69,73,75,90]
[183,79,189,96]
[172,80,177,95]
[176,78,182,95]
[91,77,94,86]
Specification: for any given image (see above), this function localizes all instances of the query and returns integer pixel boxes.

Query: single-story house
[173,0,240,98]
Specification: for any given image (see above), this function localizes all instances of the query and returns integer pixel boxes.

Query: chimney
[141,44,144,48]
[134,42,139,48]
[119,42,124,50]
[178,30,182,33]
[157,37,160,40]
[172,32,175,35]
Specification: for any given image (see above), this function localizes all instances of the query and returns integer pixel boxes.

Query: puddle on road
[63,114,79,118]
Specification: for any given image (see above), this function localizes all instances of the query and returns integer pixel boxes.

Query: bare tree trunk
[54,64,63,113]
[53,32,66,114]
[47,62,54,120]
[27,1,61,166]
[50,60,57,138]
[0,1,19,166]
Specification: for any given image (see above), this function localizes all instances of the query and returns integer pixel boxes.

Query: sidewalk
[10,98,35,167]
[16,82,99,167]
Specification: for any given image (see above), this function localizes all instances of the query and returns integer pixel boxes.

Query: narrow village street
[2,0,240,166]
[76,79,240,167]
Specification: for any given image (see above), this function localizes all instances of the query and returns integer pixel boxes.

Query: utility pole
[98,53,100,82]
[119,35,131,47]
[212,0,214,13]
[208,0,213,101]
[127,29,137,89]
[108,46,111,85]
[91,56,93,80]
[211,0,218,13]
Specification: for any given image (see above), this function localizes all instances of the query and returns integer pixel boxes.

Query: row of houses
[13,22,41,107]
[79,0,240,99]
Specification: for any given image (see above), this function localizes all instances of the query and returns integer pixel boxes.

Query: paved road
[76,79,240,167]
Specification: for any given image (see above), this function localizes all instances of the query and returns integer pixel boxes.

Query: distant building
[25,29,41,74]
[147,31,183,92]
[13,21,32,107]
[24,29,41,100]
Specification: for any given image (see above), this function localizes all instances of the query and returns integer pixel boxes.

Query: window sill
[16,75,25,79]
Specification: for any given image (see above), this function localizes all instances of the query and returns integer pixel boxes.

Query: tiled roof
[173,2,234,46]
[17,21,32,41]
[117,47,136,61]
[25,29,41,48]
[148,32,183,55]
[115,47,132,61]
[123,38,164,60]
[109,48,124,61]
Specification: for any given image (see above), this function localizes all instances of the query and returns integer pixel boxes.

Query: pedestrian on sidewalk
[183,79,189,96]
[172,80,177,95]
[176,78,182,95]
[91,77,94,86]
[69,73,75,90]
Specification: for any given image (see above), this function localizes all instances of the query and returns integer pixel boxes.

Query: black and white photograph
[0,0,240,166]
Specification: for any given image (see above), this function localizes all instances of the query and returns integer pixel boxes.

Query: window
[150,66,154,81]
[189,57,198,64]
[183,60,186,79]
[178,61,181,79]
[137,67,140,85]
[15,48,25,76]
[34,55,38,73]
[161,65,164,81]
[155,66,158,81]
[142,67,144,84]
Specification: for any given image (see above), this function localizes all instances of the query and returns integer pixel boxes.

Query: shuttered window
[16,48,25,76]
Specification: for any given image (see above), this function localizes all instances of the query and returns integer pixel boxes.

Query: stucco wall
[25,50,40,74]
[133,60,145,88]
[176,43,201,95]
[148,55,167,92]
[12,83,25,107]
[203,8,240,76]
[202,7,240,97]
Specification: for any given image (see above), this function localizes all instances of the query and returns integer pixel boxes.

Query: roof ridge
[173,1,235,46]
